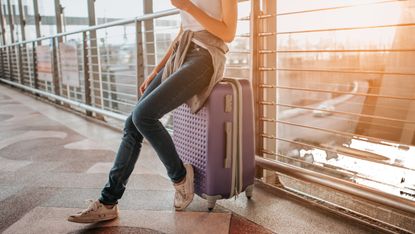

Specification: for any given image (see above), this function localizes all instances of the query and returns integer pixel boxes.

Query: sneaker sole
[67,214,118,223]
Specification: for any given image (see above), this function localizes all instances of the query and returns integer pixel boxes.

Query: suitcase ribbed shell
[173,105,209,194]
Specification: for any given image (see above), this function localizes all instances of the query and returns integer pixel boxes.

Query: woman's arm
[171,0,238,43]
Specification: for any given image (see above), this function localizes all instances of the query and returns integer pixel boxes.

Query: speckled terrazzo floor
[0,84,378,234]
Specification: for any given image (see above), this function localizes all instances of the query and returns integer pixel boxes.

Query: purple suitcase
[173,78,255,210]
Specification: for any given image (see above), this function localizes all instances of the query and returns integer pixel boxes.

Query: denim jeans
[99,42,213,205]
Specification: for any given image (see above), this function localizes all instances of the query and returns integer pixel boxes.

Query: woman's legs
[99,43,213,205]
[99,68,164,205]
[132,43,213,182]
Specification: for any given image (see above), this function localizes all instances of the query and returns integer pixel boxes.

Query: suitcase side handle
[224,121,232,169]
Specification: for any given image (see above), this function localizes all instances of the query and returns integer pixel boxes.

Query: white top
[180,0,222,32]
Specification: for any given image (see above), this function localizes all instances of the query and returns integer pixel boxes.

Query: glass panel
[95,0,143,24]
[37,0,57,36]
[153,1,174,12]
[60,0,88,32]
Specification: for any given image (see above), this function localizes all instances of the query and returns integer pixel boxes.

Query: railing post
[262,0,278,180]
[17,0,26,41]
[32,0,41,42]
[7,46,12,80]
[135,19,145,100]
[32,41,39,90]
[0,0,6,79]
[251,0,264,179]
[51,37,62,103]
[6,0,15,81]
[142,0,155,77]
[82,31,92,116]
[87,0,105,121]
[6,0,14,43]
[0,1,6,46]
[0,47,3,78]
[17,44,24,84]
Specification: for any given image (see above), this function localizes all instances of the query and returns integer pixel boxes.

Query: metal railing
[1,0,415,229]
[253,0,415,219]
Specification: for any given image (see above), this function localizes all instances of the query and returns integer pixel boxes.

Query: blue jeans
[99,42,213,205]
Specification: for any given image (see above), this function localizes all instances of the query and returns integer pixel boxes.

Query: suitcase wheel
[207,197,217,211]
[202,195,221,211]
[245,184,254,199]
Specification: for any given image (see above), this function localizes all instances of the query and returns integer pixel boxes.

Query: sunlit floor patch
[64,139,115,152]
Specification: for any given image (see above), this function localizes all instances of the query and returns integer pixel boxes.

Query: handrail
[256,156,415,215]
[0,9,180,49]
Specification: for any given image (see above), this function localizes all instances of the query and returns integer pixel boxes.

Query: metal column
[87,0,104,119]
[6,0,14,43]
[0,1,6,78]
[82,31,92,116]
[52,0,63,102]
[0,0,6,45]
[17,0,25,40]
[135,19,145,100]
[142,0,155,77]
[32,0,41,44]
[15,0,26,84]
[251,0,263,178]
[6,0,14,81]
[262,0,277,180]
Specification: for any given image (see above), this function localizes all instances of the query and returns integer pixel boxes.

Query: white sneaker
[174,164,194,211]
[67,200,119,223]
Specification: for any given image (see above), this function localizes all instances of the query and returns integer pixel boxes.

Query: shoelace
[175,184,187,202]
[80,199,99,214]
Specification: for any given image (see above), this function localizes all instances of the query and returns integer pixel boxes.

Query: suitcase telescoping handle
[224,122,232,169]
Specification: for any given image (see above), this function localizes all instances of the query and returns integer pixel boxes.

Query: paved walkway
[0,84,377,234]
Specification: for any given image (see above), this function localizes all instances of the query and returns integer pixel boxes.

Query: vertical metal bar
[7,46,12,80]
[32,40,39,90]
[6,0,14,80]
[0,45,2,76]
[0,1,6,45]
[142,0,155,77]
[6,0,14,43]
[53,0,64,98]
[32,0,41,45]
[135,19,145,100]
[53,0,65,102]
[0,1,5,78]
[16,44,23,83]
[87,0,104,120]
[54,0,62,41]
[17,0,26,85]
[262,0,277,180]
[11,2,21,83]
[82,31,92,116]
[251,0,263,178]
[17,0,25,40]
[51,37,61,101]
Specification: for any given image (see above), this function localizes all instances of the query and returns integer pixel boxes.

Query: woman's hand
[171,0,192,11]
[139,71,157,95]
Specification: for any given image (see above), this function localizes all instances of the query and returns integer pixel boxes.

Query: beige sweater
[161,30,228,114]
